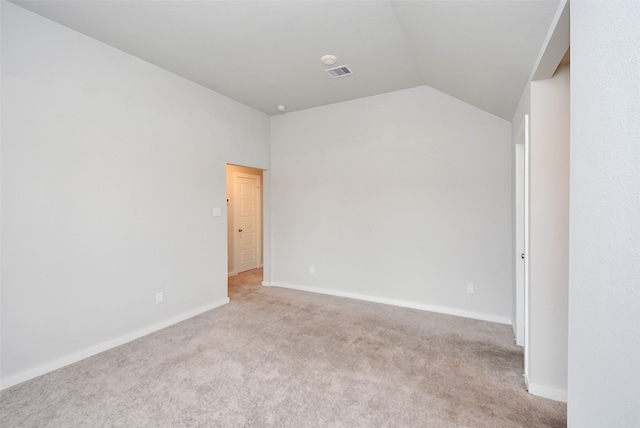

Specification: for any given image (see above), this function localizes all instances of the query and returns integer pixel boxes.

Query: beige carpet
[0,269,566,427]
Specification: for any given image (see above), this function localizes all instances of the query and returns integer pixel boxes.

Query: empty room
[1,0,638,427]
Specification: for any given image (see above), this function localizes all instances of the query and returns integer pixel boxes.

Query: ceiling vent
[325,65,353,79]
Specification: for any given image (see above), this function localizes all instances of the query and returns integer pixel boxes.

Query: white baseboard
[269,281,511,325]
[262,280,272,286]
[0,298,229,390]
[525,373,567,402]
[228,271,237,277]
[527,382,567,402]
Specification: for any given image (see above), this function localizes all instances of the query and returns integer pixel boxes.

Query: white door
[233,172,261,274]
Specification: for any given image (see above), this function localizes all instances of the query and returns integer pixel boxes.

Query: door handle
[521,253,525,260]
[238,229,243,232]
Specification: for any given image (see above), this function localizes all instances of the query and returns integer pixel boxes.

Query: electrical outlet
[309,265,315,274]
[155,292,164,304]
[466,283,474,294]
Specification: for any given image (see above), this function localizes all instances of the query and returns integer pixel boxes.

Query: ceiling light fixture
[321,55,337,66]
[276,105,286,112]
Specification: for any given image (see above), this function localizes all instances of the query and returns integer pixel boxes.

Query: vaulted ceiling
[10,0,561,120]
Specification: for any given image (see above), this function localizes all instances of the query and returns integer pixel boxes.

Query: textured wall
[568,1,640,425]
[271,86,512,323]
[529,62,570,399]
[1,3,269,387]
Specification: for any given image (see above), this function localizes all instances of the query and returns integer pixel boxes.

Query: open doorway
[227,164,264,298]
[226,164,264,284]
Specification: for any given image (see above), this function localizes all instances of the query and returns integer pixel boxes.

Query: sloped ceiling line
[9,0,561,120]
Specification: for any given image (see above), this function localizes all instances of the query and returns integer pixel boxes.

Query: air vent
[325,65,353,79]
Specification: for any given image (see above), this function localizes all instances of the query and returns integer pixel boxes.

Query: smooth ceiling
[9,0,561,120]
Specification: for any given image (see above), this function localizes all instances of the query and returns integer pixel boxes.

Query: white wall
[511,83,531,142]
[568,1,640,426]
[528,62,569,400]
[1,2,269,388]
[270,86,512,323]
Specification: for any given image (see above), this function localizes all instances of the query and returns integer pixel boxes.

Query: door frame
[226,165,263,277]
[515,129,525,347]
[514,114,530,376]
[234,171,262,274]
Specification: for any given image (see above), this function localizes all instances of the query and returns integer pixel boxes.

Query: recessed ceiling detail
[325,65,353,79]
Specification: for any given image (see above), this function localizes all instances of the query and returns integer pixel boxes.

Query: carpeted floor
[0,269,566,427]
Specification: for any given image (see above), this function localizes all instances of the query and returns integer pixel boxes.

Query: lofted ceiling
[9,0,561,120]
